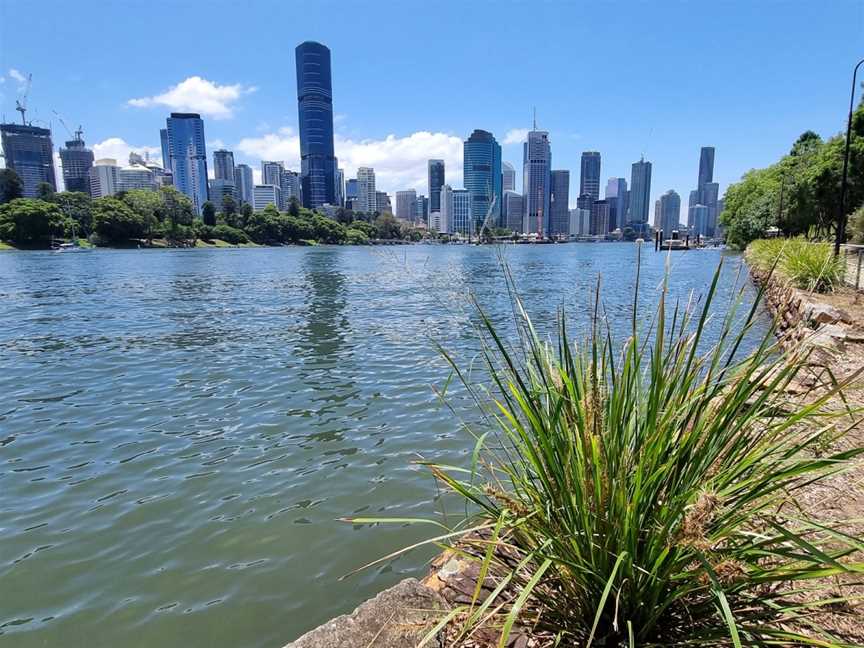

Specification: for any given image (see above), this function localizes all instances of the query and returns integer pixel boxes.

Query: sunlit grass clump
[747,237,844,292]
[351,258,862,647]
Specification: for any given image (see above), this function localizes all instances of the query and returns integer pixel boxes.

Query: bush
[747,237,844,292]
[345,228,370,245]
[212,223,249,244]
[0,198,68,243]
[92,197,148,242]
[353,259,863,646]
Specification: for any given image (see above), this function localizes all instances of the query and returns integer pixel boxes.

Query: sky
[1,0,862,210]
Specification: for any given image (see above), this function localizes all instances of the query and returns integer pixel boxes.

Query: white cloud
[128,76,255,120]
[92,137,162,166]
[9,68,26,84]
[503,128,528,145]
[236,128,464,197]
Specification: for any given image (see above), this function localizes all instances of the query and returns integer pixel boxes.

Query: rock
[804,324,847,354]
[284,578,449,648]
[802,303,852,327]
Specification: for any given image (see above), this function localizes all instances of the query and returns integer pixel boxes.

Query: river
[0,244,767,647]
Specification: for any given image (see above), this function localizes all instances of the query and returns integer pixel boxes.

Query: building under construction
[1,123,57,197]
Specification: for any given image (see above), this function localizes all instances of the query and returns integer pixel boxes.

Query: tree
[240,202,254,228]
[288,195,301,217]
[311,214,347,244]
[0,198,68,243]
[92,196,147,241]
[220,195,238,227]
[51,191,93,235]
[202,200,217,226]
[158,186,194,234]
[374,212,401,239]
[346,228,370,245]
[0,168,23,204]
[121,189,162,240]
[37,182,55,201]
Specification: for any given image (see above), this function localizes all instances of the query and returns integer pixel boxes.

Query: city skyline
[1,1,861,212]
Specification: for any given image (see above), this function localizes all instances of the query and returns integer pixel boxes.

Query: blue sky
[1,0,862,209]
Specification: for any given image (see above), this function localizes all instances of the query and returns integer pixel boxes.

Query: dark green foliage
[51,191,93,235]
[0,198,68,243]
[37,182,55,201]
[288,195,301,217]
[0,168,23,204]
[92,197,147,241]
[202,201,216,226]
[212,224,249,244]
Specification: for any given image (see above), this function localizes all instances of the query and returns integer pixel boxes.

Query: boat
[55,225,90,253]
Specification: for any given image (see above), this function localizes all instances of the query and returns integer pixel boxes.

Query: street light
[835,58,864,256]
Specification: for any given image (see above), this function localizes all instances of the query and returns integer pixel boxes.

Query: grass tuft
[747,238,844,292]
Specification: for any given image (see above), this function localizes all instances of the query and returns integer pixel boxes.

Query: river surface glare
[0,244,768,647]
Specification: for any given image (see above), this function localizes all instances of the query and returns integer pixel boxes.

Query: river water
[0,244,767,647]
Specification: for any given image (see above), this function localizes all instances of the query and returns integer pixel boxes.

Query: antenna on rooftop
[533,107,537,130]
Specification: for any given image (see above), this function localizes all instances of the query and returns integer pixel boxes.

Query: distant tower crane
[53,110,84,142]
[15,72,33,125]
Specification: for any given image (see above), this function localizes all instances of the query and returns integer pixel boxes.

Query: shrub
[346,228,370,245]
[747,237,844,292]
[0,198,68,243]
[352,258,862,647]
[212,223,249,244]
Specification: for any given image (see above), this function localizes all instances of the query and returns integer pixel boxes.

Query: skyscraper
[522,129,551,236]
[335,168,345,207]
[428,159,445,213]
[281,169,301,208]
[628,157,652,224]
[59,131,94,194]
[580,151,601,201]
[296,41,338,208]
[160,129,170,172]
[356,167,376,213]
[605,177,628,232]
[376,191,392,214]
[463,129,502,231]
[88,159,119,198]
[658,189,681,235]
[702,182,720,236]
[503,190,524,233]
[234,164,254,205]
[441,184,472,236]
[262,161,283,187]
[395,190,417,221]
[345,178,359,209]
[698,146,715,191]
[213,149,235,181]
[502,161,516,192]
[165,113,208,214]
[691,147,719,237]
[415,194,428,223]
[590,200,610,235]
[549,170,570,235]
[0,123,57,196]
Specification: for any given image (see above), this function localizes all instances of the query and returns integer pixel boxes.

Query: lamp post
[835,58,864,256]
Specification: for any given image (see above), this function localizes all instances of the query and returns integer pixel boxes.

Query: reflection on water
[0,245,768,648]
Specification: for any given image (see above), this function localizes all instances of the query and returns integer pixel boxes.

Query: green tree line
[0,173,423,247]
[721,97,864,248]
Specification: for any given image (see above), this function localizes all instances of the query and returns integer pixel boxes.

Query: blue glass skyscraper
[165,113,208,214]
[296,41,338,208]
[463,129,502,231]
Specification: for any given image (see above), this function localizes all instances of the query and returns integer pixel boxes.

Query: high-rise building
[281,169,301,208]
[117,164,157,192]
[628,157,652,224]
[160,129,171,172]
[502,161,516,192]
[502,190,524,233]
[335,168,345,207]
[415,194,428,223]
[296,41,338,208]
[463,129,502,230]
[253,184,281,212]
[591,199,610,235]
[165,113,208,214]
[376,191,392,214]
[395,189,417,221]
[428,159,445,214]
[234,164,254,205]
[88,158,119,198]
[209,178,236,208]
[0,123,57,197]
[658,189,681,235]
[702,182,720,236]
[691,204,709,237]
[441,184,472,235]
[698,146,715,191]
[691,147,719,236]
[262,161,283,187]
[549,170,570,236]
[213,149,235,182]
[522,129,551,236]
[580,151,601,201]
[605,177,628,232]
[345,178,359,209]
[356,167,376,213]
[687,189,700,230]
[569,208,591,237]
[59,132,94,194]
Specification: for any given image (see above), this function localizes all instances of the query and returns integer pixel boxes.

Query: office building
[396,189,417,221]
[502,161,516,192]
[522,129,551,236]
[160,129,171,172]
[698,146,715,191]
[117,164,157,192]
[165,113,208,214]
[88,158,119,198]
[691,204,709,237]
[335,168,345,207]
[591,199,610,235]
[415,194,428,223]
[296,41,338,208]
[213,149,235,182]
[580,151,601,201]
[503,191,524,233]
[441,184,472,235]
[628,157,652,224]
[0,123,57,196]
[605,177,627,232]
[281,169,301,208]
[234,164,254,205]
[549,170,570,235]
[569,208,591,237]
[428,159,445,213]
[356,167,376,213]
[657,189,681,235]
[59,132,94,194]
[463,129,502,229]
[262,161,283,187]
[376,191,392,214]
[429,211,445,234]
[702,182,720,236]
[345,178,359,209]
[209,178,236,208]
[252,184,281,212]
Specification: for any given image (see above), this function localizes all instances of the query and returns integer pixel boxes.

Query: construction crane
[52,110,84,142]
[15,72,32,125]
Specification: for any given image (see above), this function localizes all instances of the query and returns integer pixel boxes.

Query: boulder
[802,303,852,327]
[284,578,449,648]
